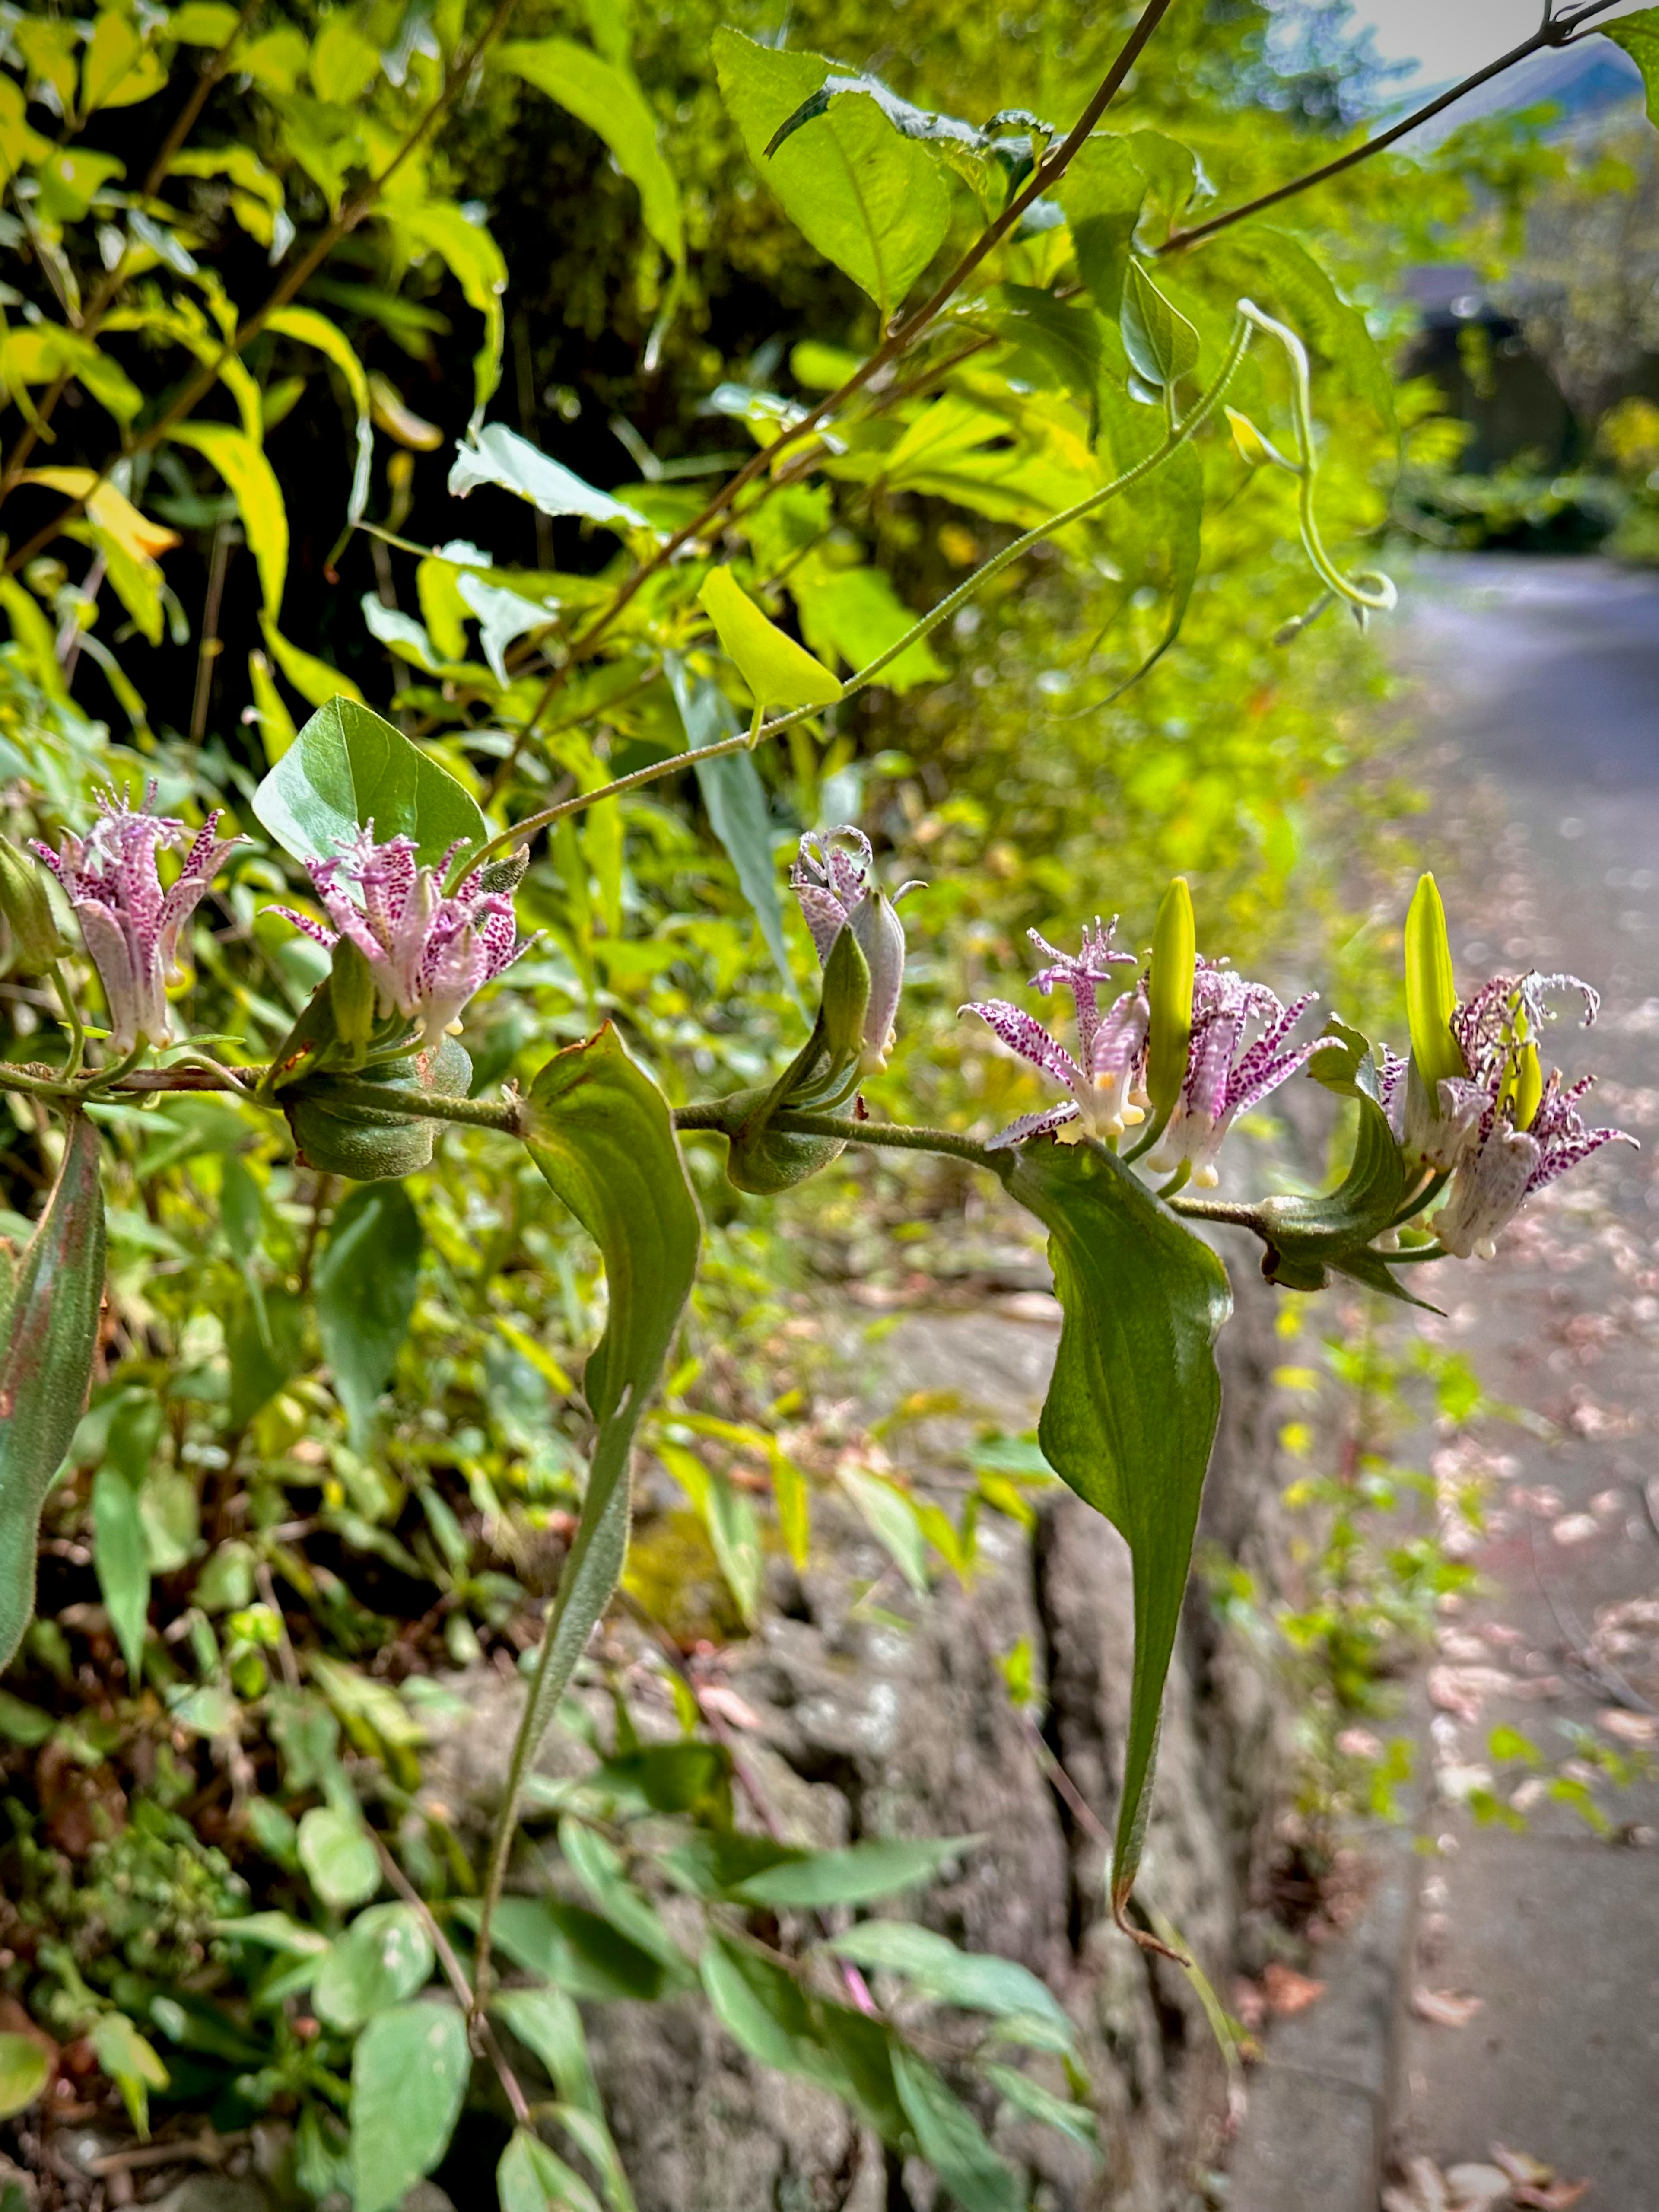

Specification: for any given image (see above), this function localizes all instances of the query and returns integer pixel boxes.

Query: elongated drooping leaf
[316,1183,423,1448]
[1001,1138,1229,1927]
[252,696,486,871]
[350,2002,470,2212]
[495,39,684,266]
[0,1115,106,1672]
[92,1465,149,1685]
[664,655,794,992]
[511,1027,699,1813]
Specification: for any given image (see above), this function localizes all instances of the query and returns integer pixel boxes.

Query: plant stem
[496,0,1182,749]
[1157,0,1625,256]
[462,312,1255,877]
[48,964,86,1080]
[3,0,521,577]
[373,1837,532,2126]
[673,1101,999,1173]
[307,1077,525,1134]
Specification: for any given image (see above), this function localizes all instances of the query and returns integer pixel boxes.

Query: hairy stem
[1157,0,1625,256]
[305,1076,525,1134]
[674,1101,999,1173]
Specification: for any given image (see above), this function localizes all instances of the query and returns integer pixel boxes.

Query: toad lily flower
[963,921,1147,1149]
[1428,972,1634,1259]
[271,827,528,1042]
[1144,959,1321,1186]
[791,828,918,1075]
[34,785,241,1050]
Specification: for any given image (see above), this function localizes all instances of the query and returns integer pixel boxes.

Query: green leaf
[1121,261,1200,391]
[788,557,945,693]
[389,201,507,423]
[313,1903,435,2031]
[700,1934,843,2095]
[823,1922,1074,2048]
[316,1183,423,1449]
[252,696,487,870]
[0,2035,47,2121]
[91,2013,168,2140]
[460,1897,675,2002]
[1055,136,1144,317]
[0,1115,106,1673]
[82,13,164,111]
[498,2129,604,2212]
[698,568,841,712]
[492,1986,602,2115]
[297,1804,382,1911]
[350,2003,470,2212]
[1215,231,1396,436]
[891,2043,1021,2212]
[664,656,794,993]
[712,30,950,324]
[982,2063,1100,2155]
[1601,10,1659,127]
[509,1027,700,1825]
[732,1834,980,1909]
[1000,1138,1229,1925]
[1404,872,1462,1090]
[450,423,649,532]
[496,40,683,265]
[0,1689,53,1746]
[226,1288,305,1431]
[309,15,381,103]
[1255,1022,1417,1302]
[168,2,240,41]
[266,306,373,527]
[839,1464,928,1595]
[92,1467,149,1684]
[168,422,287,613]
[656,1441,762,1626]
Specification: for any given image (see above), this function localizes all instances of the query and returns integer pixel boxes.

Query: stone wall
[546,1256,1297,2212]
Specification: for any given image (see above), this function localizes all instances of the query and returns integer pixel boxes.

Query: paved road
[1386,555,1659,2205]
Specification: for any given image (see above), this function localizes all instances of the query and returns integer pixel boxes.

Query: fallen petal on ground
[1412,1986,1485,2027]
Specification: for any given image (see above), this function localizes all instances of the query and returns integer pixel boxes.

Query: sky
[1347,0,1646,86]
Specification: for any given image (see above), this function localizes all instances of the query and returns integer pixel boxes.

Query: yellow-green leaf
[496,38,684,265]
[82,13,165,112]
[698,568,841,712]
[310,15,381,104]
[0,2034,48,2122]
[169,422,287,612]
[267,306,372,525]
[713,30,950,325]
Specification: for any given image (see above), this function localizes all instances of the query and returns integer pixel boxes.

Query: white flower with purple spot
[1145,958,1320,1186]
[963,920,1147,1149]
[33,784,241,1050]
[270,826,528,1042]
[1427,971,1634,1259]
[791,828,917,1075]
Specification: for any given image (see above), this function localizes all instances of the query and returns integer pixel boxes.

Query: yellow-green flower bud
[1145,876,1195,1118]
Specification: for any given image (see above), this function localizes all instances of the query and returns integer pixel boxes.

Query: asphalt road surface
[1386,554,1659,2205]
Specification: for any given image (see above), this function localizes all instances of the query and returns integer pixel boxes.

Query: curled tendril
[1237,297,1398,621]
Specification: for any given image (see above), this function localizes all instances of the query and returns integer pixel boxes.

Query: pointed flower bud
[32,785,242,1050]
[790,828,914,1075]
[1145,876,1196,1120]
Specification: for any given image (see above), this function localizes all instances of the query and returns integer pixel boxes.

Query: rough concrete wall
[562,1261,1294,2212]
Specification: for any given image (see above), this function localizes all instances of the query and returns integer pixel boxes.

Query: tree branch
[1157,0,1627,256]
[501,0,1183,752]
